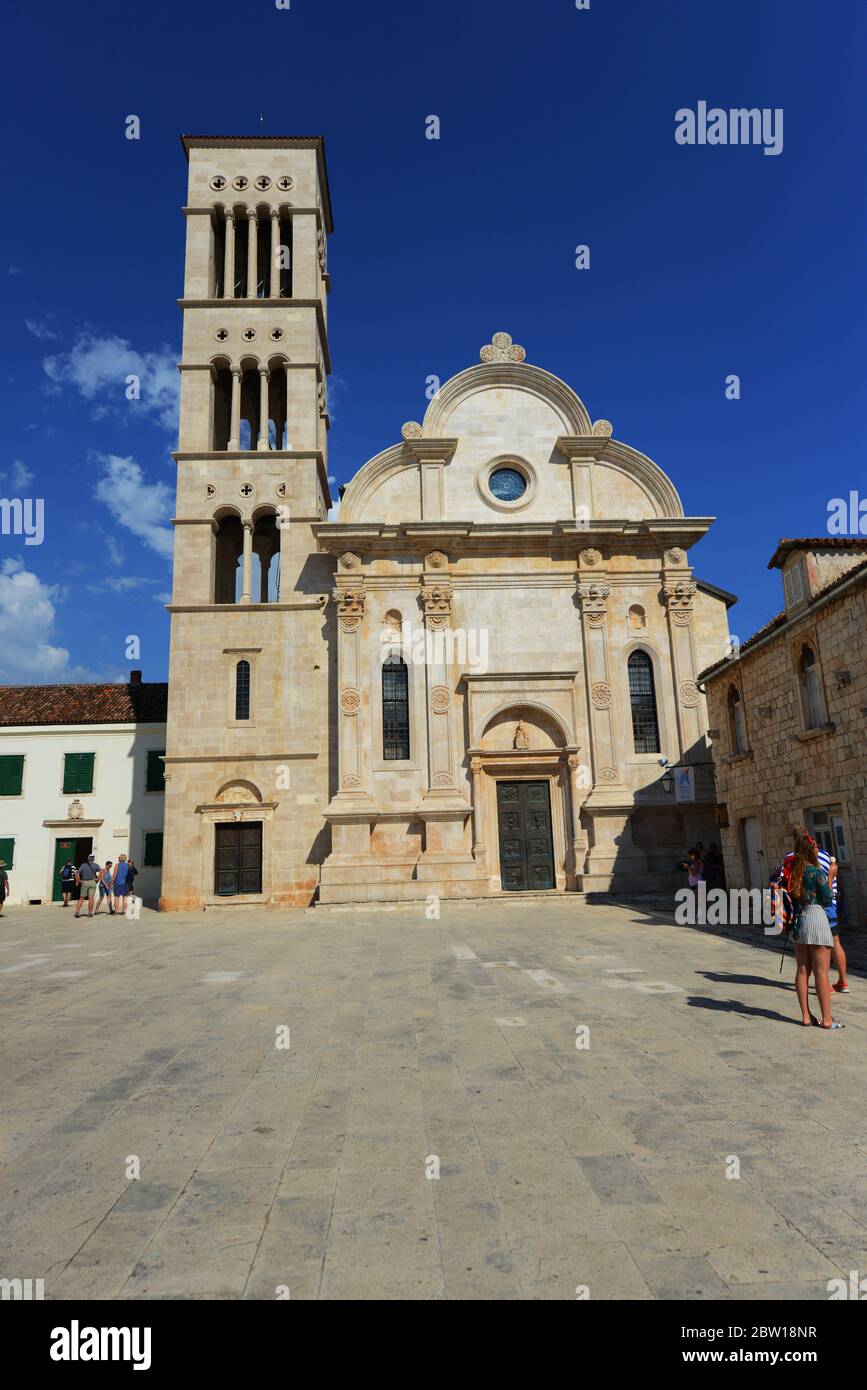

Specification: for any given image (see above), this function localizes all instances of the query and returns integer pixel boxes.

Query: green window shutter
[0,755,25,796]
[144,832,163,867]
[62,752,95,794]
[0,836,14,868]
[146,750,166,793]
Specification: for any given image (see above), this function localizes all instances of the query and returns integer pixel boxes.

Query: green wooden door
[52,838,76,901]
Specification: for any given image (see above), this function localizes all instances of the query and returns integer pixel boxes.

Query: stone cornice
[314,518,713,555]
[177,299,332,375]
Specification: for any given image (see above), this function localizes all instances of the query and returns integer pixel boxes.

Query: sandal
[833,982,850,993]
[820,1020,846,1030]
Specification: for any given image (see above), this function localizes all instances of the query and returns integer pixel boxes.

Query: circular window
[276,175,294,191]
[476,457,537,512]
[488,467,527,502]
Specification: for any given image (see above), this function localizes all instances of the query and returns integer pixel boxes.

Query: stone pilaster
[663,575,703,759]
[415,553,474,880]
[576,577,621,788]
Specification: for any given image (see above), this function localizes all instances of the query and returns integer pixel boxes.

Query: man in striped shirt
[777,824,849,993]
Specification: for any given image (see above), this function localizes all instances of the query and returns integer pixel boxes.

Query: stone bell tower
[159,135,334,910]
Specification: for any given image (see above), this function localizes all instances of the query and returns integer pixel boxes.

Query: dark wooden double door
[215,822,262,896]
[496,781,555,891]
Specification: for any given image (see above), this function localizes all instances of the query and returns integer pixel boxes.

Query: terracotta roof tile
[0,682,168,727]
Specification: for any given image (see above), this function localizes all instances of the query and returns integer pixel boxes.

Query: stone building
[0,674,167,905]
[699,539,867,925]
[159,134,733,911]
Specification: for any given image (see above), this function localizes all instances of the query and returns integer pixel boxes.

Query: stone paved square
[1,899,865,1300]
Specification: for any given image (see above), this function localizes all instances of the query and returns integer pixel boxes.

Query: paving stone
[1,898,864,1300]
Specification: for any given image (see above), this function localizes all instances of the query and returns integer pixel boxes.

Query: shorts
[80,880,97,899]
[794,903,834,948]
[98,883,112,897]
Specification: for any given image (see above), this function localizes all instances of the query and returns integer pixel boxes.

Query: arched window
[382,656,410,760]
[235,660,251,721]
[799,645,824,729]
[627,650,660,753]
[729,685,747,753]
[214,515,243,603]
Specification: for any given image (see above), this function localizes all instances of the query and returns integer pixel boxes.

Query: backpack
[769,879,796,934]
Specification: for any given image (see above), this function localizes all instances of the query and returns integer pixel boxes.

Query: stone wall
[705,577,867,925]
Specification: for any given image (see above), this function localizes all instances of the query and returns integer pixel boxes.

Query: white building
[0,673,167,906]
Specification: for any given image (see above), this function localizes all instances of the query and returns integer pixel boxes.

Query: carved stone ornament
[479,331,526,364]
[424,550,448,570]
[340,688,361,716]
[513,721,530,749]
[579,547,602,567]
[599,767,618,783]
[576,582,610,622]
[591,682,612,708]
[401,421,423,440]
[679,680,699,707]
[664,547,687,568]
[68,799,84,821]
[420,583,453,627]
[332,585,366,629]
[338,551,361,571]
[591,419,613,437]
[341,774,362,789]
[433,772,455,788]
[663,581,697,625]
[431,685,451,713]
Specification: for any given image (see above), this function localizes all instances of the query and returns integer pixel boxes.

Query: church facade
[159,135,732,911]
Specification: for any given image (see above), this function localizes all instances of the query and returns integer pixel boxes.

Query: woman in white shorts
[791,836,844,1030]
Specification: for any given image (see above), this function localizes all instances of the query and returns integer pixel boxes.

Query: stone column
[567,752,588,880]
[576,569,647,889]
[228,367,242,450]
[246,210,258,298]
[240,521,253,603]
[470,756,485,859]
[257,367,270,451]
[415,554,475,885]
[663,576,703,758]
[270,210,281,298]
[576,579,620,787]
[223,209,235,299]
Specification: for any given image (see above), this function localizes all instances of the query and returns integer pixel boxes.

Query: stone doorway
[496,780,555,891]
[214,822,263,897]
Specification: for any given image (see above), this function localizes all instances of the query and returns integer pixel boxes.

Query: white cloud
[44,332,179,432]
[0,559,98,683]
[153,592,171,604]
[25,315,61,341]
[93,454,174,559]
[0,460,34,491]
[85,575,161,594]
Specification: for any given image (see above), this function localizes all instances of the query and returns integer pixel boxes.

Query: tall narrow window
[799,645,824,729]
[235,660,251,721]
[627,651,660,754]
[729,686,747,753]
[382,657,410,760]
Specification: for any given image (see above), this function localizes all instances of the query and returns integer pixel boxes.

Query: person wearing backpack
[789,835,844,1031]
[59,859,76,907]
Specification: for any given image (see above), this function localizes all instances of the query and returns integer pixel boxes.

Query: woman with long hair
[790,835,844,1030]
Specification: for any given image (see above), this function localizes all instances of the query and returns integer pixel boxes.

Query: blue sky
[1,0,863,683]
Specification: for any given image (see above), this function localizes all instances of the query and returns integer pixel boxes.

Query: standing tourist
[789,835,843,1030]
[0,860,9,917]
[112,854,131,915]
[60,859,76,907]
[94,861,115,916]
[776,825,849,995]
[74,854,100,920]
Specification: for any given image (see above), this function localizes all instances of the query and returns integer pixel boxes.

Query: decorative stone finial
[401,421,423,440]
[591,419,613,437]
[480,331,526,364]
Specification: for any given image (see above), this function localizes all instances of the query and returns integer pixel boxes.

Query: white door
[741,817,766,888]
